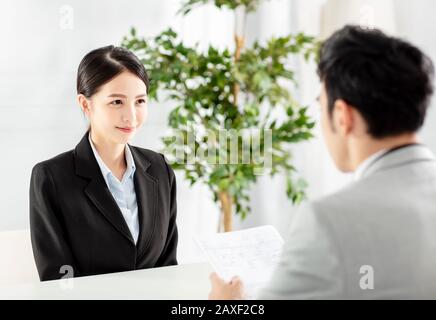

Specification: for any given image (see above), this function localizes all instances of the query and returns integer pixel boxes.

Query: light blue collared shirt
[88,134,140,244]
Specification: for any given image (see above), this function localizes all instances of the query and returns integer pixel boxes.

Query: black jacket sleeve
[29,163,79,281]
[155,155,178,266]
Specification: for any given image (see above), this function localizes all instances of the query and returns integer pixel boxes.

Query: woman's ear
[77,94,91,117]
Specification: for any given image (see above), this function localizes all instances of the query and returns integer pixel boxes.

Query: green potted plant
[122,0,319,232]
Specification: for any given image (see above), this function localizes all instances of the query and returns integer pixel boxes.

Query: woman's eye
[137,99,147,105]
[110,99,123,105]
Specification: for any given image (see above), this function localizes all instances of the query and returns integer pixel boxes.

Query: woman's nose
[122,103,137,125]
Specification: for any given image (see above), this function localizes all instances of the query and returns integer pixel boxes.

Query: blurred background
[0,0,435,283]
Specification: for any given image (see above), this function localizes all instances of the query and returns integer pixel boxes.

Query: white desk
[0,262,213,299]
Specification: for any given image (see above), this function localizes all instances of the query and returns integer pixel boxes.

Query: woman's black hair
[77,45,149,98]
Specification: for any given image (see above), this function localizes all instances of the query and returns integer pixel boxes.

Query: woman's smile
[116,126,135,133]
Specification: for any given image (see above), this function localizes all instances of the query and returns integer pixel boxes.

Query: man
[209,25,436,299]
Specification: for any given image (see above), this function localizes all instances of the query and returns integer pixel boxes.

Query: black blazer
[29,131,178,281]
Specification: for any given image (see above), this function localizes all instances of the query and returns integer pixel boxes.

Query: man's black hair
[318,25,434,138]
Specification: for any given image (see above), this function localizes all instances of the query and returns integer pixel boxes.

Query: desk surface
[0,262,213,299]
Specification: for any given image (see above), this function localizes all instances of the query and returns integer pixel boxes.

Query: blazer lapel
[129,146,158,259]
[74,131,135,245]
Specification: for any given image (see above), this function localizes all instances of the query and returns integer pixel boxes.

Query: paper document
[195,225,285,298]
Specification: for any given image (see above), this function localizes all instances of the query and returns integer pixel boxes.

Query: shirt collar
[353,149,388,181]
[124,141,136,178]
[88,133,136,184]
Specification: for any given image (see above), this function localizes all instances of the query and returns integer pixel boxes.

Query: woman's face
[79,70,148,145]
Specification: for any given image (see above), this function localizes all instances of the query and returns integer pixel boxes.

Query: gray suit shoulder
[310,176,384,217]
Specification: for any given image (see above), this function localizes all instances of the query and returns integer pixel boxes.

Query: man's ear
[77,94,91,116]
[333,99,353,136]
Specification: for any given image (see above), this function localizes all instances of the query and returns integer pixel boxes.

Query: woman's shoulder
[130,145,165,164]
[32,149,75,174]
[129,146,175,179]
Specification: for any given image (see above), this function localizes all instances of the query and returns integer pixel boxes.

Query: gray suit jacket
[259,144,436,299]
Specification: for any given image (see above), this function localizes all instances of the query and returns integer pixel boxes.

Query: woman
[29,46,178,281]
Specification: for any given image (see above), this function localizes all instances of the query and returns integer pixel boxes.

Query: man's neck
[350,133,419,171]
